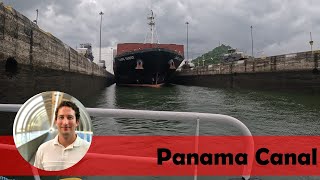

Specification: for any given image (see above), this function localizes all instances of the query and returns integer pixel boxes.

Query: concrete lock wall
[0,2,116,102]
[178,51,318,76]
[0,3,107,77]
[173,50,320,93]
[0,3,115,136]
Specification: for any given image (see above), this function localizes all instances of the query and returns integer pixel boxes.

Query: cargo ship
[113,10,184,87]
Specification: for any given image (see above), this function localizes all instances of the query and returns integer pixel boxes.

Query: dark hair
[55,101,80,121]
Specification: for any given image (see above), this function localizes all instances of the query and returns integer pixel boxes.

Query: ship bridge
[12,92,92,164]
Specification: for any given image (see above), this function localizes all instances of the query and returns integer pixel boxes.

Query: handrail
[0,104,254,180]
[0,104,20,112]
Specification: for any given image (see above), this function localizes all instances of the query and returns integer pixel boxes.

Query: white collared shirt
[34,135,90,171]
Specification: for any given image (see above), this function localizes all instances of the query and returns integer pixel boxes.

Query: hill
[191,44,232,66]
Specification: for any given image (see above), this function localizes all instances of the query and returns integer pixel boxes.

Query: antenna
[148,10,155,43]
[144,10,159,44]
[150,0,153,11]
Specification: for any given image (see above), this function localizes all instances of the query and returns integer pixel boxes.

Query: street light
[309,32,318,72]
[309,32,313,53]
[33,9,38,24]
[250,25,255,72]
[250,26,253,59]
[202,56,206,67]
[99,11,104,63]
[185,21,189,64]
[111,47,113,59]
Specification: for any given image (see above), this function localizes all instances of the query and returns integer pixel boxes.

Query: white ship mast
[145,10,159,44]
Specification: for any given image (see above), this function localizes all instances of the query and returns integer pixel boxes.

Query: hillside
[191,44,232,66]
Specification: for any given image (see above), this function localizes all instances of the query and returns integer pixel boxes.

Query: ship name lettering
[125,56,135,60]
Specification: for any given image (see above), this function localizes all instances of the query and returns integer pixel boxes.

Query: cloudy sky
[2,0,320,73]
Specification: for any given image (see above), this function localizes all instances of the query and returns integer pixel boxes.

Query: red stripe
[1,136,320,176]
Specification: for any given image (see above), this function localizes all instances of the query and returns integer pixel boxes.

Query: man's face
[55,106,79,137]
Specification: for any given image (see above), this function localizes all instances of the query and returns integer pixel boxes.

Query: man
[34,101,90,171]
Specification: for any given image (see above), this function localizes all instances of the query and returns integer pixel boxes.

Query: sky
[2,0,320,73]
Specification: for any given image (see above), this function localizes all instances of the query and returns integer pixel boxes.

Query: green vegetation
[191,44,232,66]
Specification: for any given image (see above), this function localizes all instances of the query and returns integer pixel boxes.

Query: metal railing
[0,104,254,180]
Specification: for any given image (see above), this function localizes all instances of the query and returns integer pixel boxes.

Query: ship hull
[114,48,184,86]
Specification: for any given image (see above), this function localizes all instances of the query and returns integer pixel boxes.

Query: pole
[111,48,113,59]
[151,10,154,44]
[251,26,253,59]
[202,56,204,66]
[33,9,38,24]
[310,32,313,53]
[251,25,254,72]
[99,11,104,63]
[186,22,189,64]
[35,9,38,24]
[309,32,317,71]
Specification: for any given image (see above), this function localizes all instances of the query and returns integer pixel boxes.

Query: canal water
[77,84,320,180]
[83,84,320,136]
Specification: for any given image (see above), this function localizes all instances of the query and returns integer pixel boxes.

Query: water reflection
[88,84,195,135]
[113,84,186,111]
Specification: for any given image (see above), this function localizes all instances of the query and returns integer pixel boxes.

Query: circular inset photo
[13,91,93,171]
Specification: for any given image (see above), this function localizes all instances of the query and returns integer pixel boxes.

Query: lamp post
[250,26,253,59]
[99,11,104,63]
[202,56,206,67]
[250,25,255,72]
[111,47,113,59]
[309,32,313,53]
[33,9,38,24]
[309,32,318,71]
[185,21,189,64]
